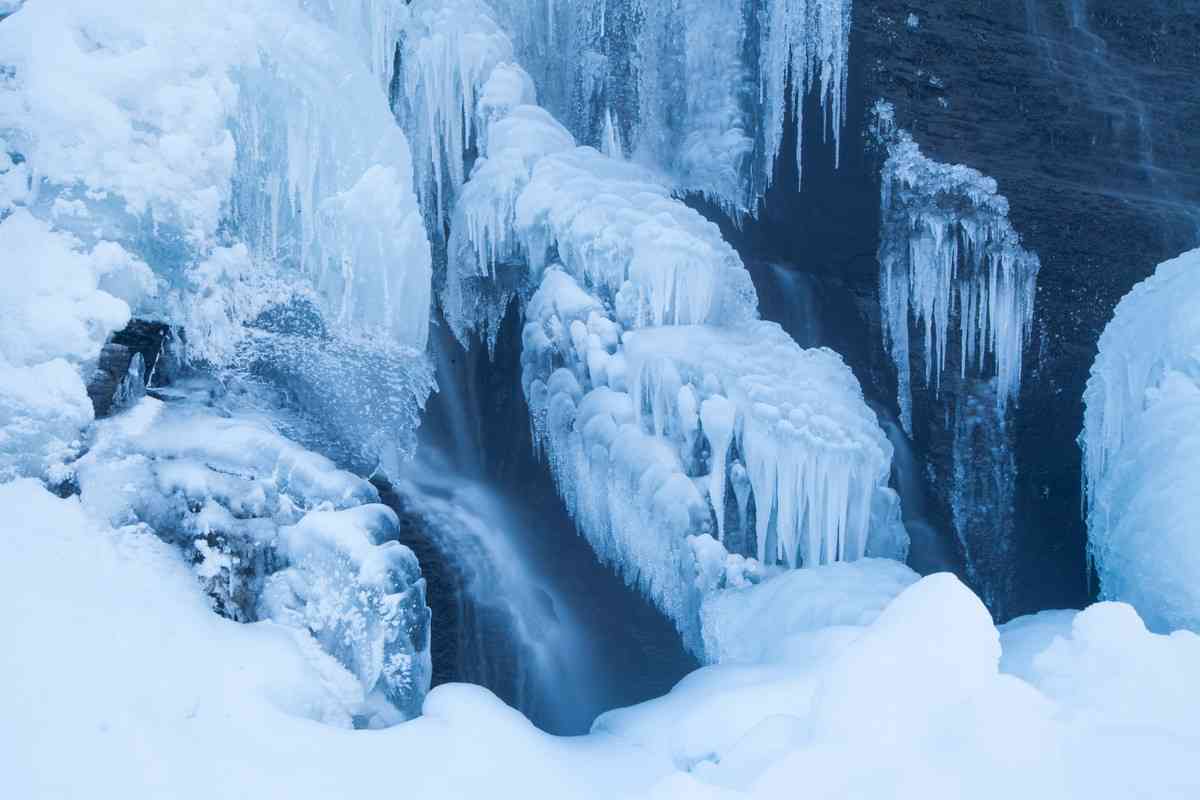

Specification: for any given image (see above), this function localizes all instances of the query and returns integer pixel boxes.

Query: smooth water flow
[383,316,697,735]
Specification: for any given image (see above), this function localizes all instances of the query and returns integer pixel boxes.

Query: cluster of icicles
[394,0,898,655]
[877,126,1041,433]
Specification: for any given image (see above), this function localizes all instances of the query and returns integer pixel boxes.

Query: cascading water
[381,313,697,735]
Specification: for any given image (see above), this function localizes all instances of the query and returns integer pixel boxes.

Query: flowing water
[381,315,697,735]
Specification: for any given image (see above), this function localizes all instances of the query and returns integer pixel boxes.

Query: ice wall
[0,0,433,478]
[478,0,852,216]
[877,120,1041,433]
[1082,248,1200,633]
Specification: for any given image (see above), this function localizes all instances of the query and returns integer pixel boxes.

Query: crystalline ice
[876,119,1040,433]
[1082,247,1200,633]
[0,0,434,476]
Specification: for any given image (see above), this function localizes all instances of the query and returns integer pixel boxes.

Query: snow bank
[72,381,431,723]
[600,575,1200,800]
[876,114,1040,432]
[0,480,668,799]
[1082,247,1200,632]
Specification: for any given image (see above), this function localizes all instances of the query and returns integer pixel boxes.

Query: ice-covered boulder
[73,380,431,723]
[1082,247,1200,633]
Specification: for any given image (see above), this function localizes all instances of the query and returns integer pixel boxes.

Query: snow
[0,479,670,799]
[876,115,1041,432]
[1082,247,1200,633]
[5,480,1200,798]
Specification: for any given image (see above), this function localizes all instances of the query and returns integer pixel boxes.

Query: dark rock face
[706,0,1198,619]
[86,320,173,418]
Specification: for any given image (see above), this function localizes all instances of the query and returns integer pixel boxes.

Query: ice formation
[403,2,900,657]
[1082,248,1200,633]
[0,0,434,479]
[72,380,432,723]
[520,268,903,655]
[877,118,1041,432]
[471,0,851,215]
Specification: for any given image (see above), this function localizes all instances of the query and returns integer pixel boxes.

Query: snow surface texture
[71,381,432,724]
[876,109,1041,434]
[5,494,1200,799]
[1082,247,1200,633]
[0,0,433,479]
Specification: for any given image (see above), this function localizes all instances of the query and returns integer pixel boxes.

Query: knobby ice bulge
[2,1,1199,798]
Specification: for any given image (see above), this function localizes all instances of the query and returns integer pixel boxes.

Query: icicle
[877,128,1040,432]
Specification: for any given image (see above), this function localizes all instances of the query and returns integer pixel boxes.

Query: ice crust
[877,121,1041,433]
[72,382,432,723]
[1082,248,1200,633]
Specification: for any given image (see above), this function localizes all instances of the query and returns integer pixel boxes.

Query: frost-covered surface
[877,118,1041,433]
[1082,248,1200,633]
[71,381,432,723]
[0,0,433,479]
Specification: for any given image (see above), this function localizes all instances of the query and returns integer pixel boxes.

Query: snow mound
[0,479,666,798]
[1082,247,1200,633]
[877,116,1040,433]
[72,383,431,723]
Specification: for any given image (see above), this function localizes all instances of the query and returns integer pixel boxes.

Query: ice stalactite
[877,119,1041,434]
[1082,248,1200,633]
[480,0,851,216]
[396,0,516,229]
[760,0,853,191]
[520,269,904,655]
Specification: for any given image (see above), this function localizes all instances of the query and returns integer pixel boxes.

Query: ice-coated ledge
[407,0,904,659]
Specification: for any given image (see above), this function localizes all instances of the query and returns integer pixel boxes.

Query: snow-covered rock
[1082,247,1200,633]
